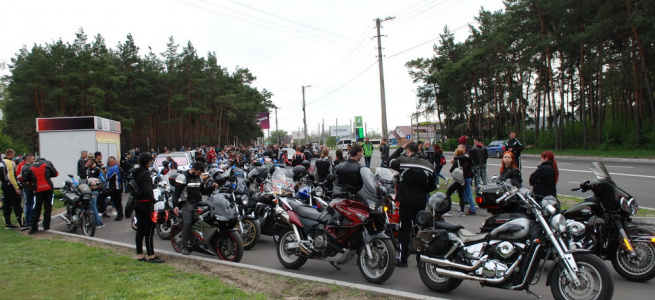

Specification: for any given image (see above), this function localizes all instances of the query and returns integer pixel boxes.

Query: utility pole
[376,16,395,142]
[302,85,311,145]
[275,106,280,144]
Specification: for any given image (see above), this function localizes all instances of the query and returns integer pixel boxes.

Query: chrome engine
[463,241,524,279]
[566,220,586,236]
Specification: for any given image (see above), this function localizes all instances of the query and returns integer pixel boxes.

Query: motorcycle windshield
[207,193,236,219]
[375,167,395,184]
[232,167,247,179]
[272,167,294,195]
[589,161,633,205]
[590,162,614,184]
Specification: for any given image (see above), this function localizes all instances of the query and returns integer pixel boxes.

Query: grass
[0,228,263,300]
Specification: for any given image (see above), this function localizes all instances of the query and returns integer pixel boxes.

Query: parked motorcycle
[564,162,655,282]
[214,166,261,250]
[274,167,396,284]
[60,175,96,237]
[413,182,614,299]
[154,180,177,239]
[170,188,244,262]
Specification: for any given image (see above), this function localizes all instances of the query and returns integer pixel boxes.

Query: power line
[306,60,378,106]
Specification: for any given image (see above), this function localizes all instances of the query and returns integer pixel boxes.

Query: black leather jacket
[390,151,436,208]
[333,159,378,201]
[172,170,214,207]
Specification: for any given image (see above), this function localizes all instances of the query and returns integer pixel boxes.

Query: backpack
[292,153,305,166]
[440,156,446,165]
[451,160,464,184]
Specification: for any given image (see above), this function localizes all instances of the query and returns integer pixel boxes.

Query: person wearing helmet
[389,140,436,268]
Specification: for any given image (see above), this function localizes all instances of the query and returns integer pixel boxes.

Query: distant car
[154,152,194,173]
[486,140,507,158]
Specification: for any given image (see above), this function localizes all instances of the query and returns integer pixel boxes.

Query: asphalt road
[48,192,655,300]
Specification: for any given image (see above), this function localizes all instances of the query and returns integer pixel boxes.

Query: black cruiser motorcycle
[412,182,614,299]
[60,175,96,237]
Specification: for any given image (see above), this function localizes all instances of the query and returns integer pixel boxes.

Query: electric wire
[306,60,378,106]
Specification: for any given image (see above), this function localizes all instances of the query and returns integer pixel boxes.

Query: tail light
[476,196,483,204]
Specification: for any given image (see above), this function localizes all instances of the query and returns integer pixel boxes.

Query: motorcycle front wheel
[238,218,261,250]
[277,229,308,269]
[156,219,173,240]
[611,241,655,282]
[214,231,244,262]
[418,257,463,292]
[131,216,138,231]
[82,211,96,237]
[550,253,614,300]
[170,224,183,253]
[358,238,396,284]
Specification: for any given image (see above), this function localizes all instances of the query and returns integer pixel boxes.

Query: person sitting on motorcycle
[172,161,219,255]
[389,141,436,268]
[84,158,106,228]
[333,144,379,202]
[314,148,333,182]
[529,151,558,200]
[499,151,522,185]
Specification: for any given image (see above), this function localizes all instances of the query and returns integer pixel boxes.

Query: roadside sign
[406,135,411,139]
[355,116,363,127]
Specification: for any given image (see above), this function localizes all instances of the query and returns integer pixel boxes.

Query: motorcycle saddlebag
[410,229,450,256]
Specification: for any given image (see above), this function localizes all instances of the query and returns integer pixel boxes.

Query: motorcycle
[564,162,655,282]
[154,180,177,239]
[412,182,614,299]
[60,175,96,237]
[170,186,244,262]
[274,167,396,284]
[214,166,261,250]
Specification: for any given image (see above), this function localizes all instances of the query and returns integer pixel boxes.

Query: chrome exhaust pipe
[432,267,506,284]
[420,255,487,271]
[60,214,71,224]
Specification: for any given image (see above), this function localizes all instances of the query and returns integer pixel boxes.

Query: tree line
[2,29,273,153]
[406,0,655,150]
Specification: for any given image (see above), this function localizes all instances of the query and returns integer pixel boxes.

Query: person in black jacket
[172,161,218,255]
[469,137,489,190]
[529,151,558,200]
[77,150,88,179]
[506,131,524,169]
[133,153,164,263]
[499,151,522,185]
[314,148,333,181]
[389,141,436,267]
[445,147,475,216]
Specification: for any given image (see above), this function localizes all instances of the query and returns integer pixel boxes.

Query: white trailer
[36,116,121,188]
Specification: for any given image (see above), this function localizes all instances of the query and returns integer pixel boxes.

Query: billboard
[329,125,351,137]
[291,131,305,140]
[354,116,363,127]
[255,112,270,130]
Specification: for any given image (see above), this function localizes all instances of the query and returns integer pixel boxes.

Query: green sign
[356,127,364,139]
[355,116,363,127]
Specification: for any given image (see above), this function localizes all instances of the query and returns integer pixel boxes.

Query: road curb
[46,229,449,300]
[521,154,655,164]
[632,217,655,227]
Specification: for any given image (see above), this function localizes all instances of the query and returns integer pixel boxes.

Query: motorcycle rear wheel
[358,238,396,284]
[82,212,96,237]
[215,231,244,262]
[124,196,135,218]
[611,241,655,282]
[238,218,261,250]
[550,253,613,300]
[170,224,184,253]
[277,229,308,269]
[418,257,463,292]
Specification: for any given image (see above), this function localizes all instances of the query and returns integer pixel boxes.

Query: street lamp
[302,85,312,145]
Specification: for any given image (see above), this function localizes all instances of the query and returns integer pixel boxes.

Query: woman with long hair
[499,151,522,185]
[529,151,559,199]
[432,143,448,186]
[134,153,165,263]
[445,148,475,216]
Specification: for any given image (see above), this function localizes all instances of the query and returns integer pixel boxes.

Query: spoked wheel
[170,225,184,253]
[550,253,614,300]
[277,229,307,269]
[156,220,173,240]
[611,241,655,282]
[131,216,138,231]
[418,258,463,292]
[238,219,261,250]
[215,231,244,262]
[358,238,396,284]
[82,212,96,237]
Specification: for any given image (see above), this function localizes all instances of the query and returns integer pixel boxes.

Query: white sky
[0,0,505,138]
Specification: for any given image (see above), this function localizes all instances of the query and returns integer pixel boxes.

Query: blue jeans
[434,164,447,185]
[364,157,371,168]
[90,190,103,225]
[463,178,475,213]
[22,188,35,224]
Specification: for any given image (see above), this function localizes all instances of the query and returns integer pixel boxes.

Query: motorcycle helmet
[301,160,310,170]
[87,177,103,190]
[295,186,311,200]
[427,192,449,214]
[540,195,561,215]
[292,166,306,181]
[151,209,169,224]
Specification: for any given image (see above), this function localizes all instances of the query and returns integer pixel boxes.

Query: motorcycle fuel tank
[563,200,602,221]
[489,218,530,240]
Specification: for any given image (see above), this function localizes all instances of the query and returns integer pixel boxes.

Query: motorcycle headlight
[214,213,230,221]
[550,214,567,233]
[82,194,92,200]
[621,197,638,215]
[314,186,324,197]
[241,195,249,206]
[366,199,382,213]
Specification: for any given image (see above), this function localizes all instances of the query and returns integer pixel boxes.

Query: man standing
[2,150,24,228]
[469,137,489,190]
[389,141,436,267]
[362,137,374,168]
[24,157,58,234]
[16,154,36,228]
[379,138,390,167]
[77,150,88,179]
[506,131,524,169]
[172,162,218,255]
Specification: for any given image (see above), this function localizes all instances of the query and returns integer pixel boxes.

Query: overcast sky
[1,0,505,138]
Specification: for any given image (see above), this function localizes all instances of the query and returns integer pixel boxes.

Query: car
[486,140,507,158]
[154,152,194,173]
[336,138,353,151]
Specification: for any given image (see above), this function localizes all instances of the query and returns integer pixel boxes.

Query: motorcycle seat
[287,199,323,221]
[433,221,464,232]
[457,228,489,244]
[196,201,210,207]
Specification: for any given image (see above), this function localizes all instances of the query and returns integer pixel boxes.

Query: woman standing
[432,143,448,186]
[499,151,523,185]
[134,153,164,263]
[445,148,475,216]
[529,151,558,199]
[106,156,124,221]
